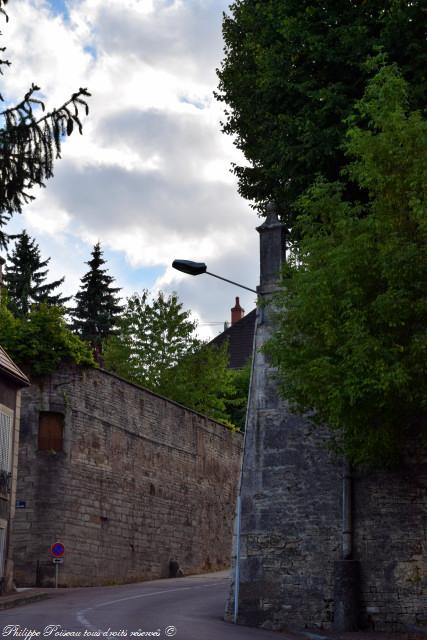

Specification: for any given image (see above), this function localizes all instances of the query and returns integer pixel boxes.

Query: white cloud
[1,0,260,338]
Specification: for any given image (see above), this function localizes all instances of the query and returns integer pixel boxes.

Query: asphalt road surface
[0,571,285,640]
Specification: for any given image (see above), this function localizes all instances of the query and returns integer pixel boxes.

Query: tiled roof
[210,308,256,369]
[0,345,30,387]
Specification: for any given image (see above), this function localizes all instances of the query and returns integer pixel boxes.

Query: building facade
[0,345,30,593]
[13,365,242,587]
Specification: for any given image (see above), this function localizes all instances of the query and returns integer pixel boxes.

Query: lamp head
[172,259,207,276]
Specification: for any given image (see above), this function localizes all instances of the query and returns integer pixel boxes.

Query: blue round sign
[51,542,65,558]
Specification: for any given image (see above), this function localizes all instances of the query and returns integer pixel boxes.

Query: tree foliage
[265,65,427,468]
[0,297,94,377]
[225,357,251,432]
[4,230,70,317]
[103,290,197,390]
[217,0,426,224]
[71,243,122,354]
[104,290,247,427]
[0,0,90,248]
[160,341,239,427]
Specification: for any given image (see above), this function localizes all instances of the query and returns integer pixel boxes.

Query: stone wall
[227,303,427,632]
[13,365,242,587]
[226,303,343,631]
[226,207,427,634]
[353,463,427,631]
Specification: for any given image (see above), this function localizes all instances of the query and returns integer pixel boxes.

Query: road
[0,571,285,640]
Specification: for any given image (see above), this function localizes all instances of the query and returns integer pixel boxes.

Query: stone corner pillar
[225,202,287,627]
[226,200,346,632]
[256,202,287,294]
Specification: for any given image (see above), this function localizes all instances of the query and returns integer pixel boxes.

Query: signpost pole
[51,542,65,589]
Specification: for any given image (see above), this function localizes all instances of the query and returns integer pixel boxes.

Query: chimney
[231,296,244,325]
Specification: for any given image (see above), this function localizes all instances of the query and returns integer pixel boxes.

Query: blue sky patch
[104,249,164,297]
[179,96,207,111]
[48,0,70,20]
[47,2,97,60]
[84,45,97,61]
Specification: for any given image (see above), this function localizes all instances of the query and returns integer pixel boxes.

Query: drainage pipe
[333,458,360,631]
[233,495,241,624]
[342,458,352,560]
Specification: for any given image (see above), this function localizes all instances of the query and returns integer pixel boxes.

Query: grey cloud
[4,0,259,336]
[94,0,230,83]
[96,108,224,180]
[49,159,249,239]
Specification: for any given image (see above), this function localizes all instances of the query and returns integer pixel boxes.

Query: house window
[38,412,64,452]
[0,406,13,473]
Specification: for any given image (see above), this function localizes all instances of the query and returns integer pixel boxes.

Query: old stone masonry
[12,365,242,587]
[226,205,427,634]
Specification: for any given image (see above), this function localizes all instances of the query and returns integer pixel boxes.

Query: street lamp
[172,257,256,626]
[172,259,257,294]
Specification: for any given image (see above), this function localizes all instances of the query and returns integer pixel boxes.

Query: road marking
[76,580,227,629]
[76,608,99,632]
[97,582,224,607]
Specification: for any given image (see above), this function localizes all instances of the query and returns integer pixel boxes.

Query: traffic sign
[51,542,65,558]
[52,558,64,564]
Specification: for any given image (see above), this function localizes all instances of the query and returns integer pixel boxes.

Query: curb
[0,591,50,610]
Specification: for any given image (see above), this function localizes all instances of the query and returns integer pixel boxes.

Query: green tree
[104,291,245,427]
[160,341,238,427]
[104,290,198,390]
[265,65,427,468]
[71,243,122,355]
[225,358,252,431]
[4,230,70,317]
[0,297,94,377]
[0,0,90,249]
[217,0,426,224]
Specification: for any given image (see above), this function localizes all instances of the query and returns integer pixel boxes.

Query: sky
[2,0,260,339]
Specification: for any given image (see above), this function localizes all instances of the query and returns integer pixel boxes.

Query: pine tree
[72,243,122,355]
[0,0,90,249]
[5,230,70,317]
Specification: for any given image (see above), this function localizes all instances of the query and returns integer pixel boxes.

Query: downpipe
[343,459,352,561]
[233,495,241,624]
[333,458,360,631]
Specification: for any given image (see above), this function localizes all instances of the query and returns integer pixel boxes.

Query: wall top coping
[38,363,243,443]
[99,367,243,439]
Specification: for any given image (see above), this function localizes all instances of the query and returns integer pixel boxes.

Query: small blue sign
[51,542,65,558]
[15,500,26,509]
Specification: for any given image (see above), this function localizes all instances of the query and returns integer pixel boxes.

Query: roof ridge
[209,308,257,369]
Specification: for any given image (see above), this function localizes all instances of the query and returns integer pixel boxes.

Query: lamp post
[173,257,256,625]
[171,259,257,295]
